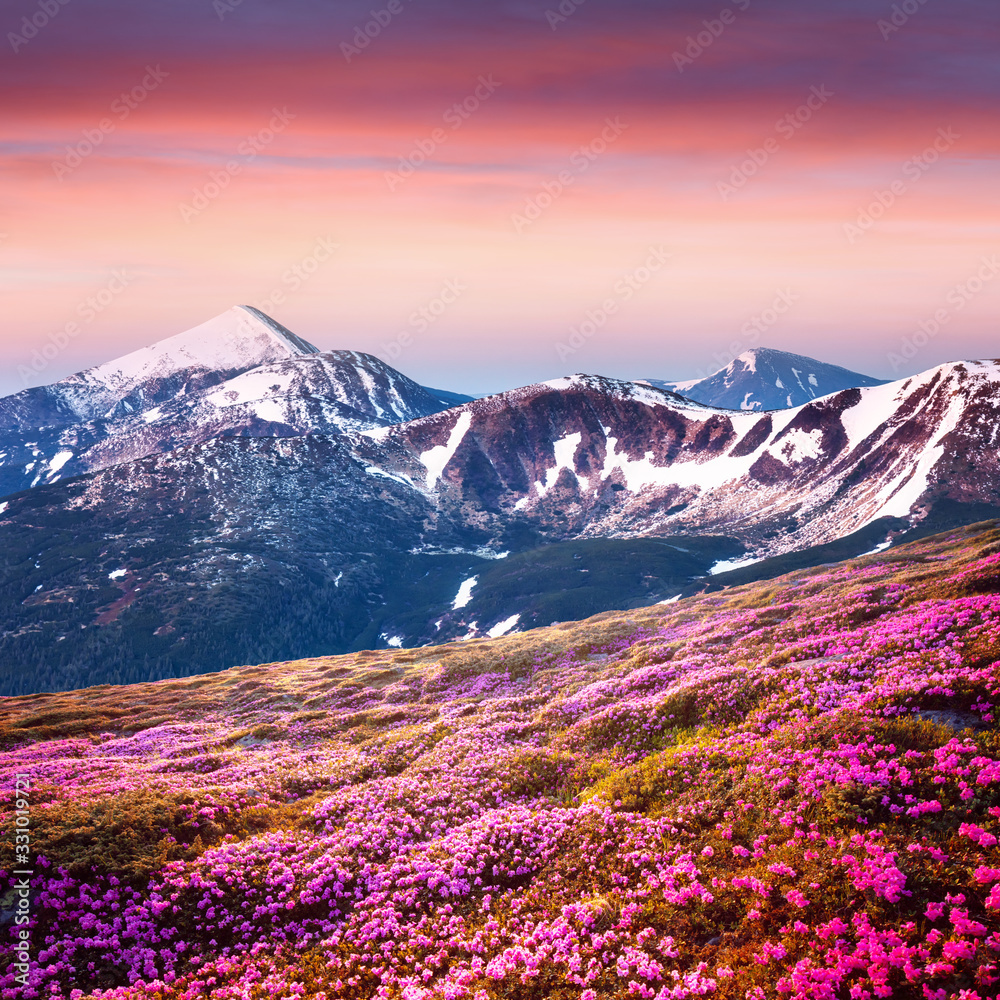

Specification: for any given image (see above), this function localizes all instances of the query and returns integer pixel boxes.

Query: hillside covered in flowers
[2,521,1000,1000]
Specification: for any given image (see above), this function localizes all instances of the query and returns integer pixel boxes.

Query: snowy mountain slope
[3,307,318,432]
[350,362,1000,561]
[645,347,888,411]
[0,311,455,498]
[84,305,321,401]
[4,358,1000,689]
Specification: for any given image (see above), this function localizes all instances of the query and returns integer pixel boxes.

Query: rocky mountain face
[647,347,887,410]
[3,356,1000,694]
[358,361,1000,556]
[0,307,454,498]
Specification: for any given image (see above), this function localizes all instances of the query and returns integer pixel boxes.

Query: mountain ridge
[4,356,1000,691]
[358,361,1000,559]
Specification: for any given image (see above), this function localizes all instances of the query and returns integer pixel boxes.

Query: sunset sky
[1,0,998,397]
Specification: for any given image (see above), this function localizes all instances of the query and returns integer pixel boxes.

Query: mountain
[3,358,1000,694]
[645,347,888,410]
[421,385,477,408]
[0,307,456,498]
[7,306,318,430]
[355,361,1000,563]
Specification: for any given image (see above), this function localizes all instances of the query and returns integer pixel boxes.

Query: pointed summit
[644,347,888,411]
[0,307,464,498]
[237,306,322,357]
[84,306,320,396]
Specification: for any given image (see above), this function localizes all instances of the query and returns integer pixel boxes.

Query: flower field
[2,521,1000,1000]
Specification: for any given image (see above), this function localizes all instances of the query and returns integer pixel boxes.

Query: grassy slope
[1,522,999,998]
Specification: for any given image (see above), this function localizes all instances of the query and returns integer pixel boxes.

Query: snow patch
[627,383,680,409]
[600,426,774,494]
[875,391,965,520]
[249,398,289,425]
[710,556,761,575]
[542,377,576,391]
[487,614,520,638]
[408,545,508,560]
[665,377,700,393]
[537,432,585,495]
[839,381,903,452]
[203,370,295,410]
[365,467,415,487]
[358,367,386,418]
[49,450,73,474]
[776,428,823,464]
[109,569,127,581]
[420,410,473,488]
[862,540,892,557]
[452,576,478,610]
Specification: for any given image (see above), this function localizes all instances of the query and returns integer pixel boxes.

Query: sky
[1,0,998,397]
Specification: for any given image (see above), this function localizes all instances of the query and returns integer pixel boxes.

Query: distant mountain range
[643,347,888,411]
[1,309,998,694]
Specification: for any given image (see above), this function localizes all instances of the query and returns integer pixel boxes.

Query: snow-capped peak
[83,306,319,395]
[644,347,888,412]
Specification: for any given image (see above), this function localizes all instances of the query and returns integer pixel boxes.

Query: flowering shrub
[2,523,1000,999]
